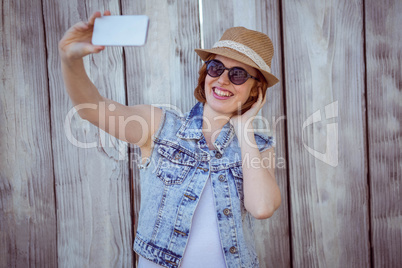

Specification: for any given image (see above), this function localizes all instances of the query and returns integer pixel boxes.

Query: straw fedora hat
[195,27,279,87]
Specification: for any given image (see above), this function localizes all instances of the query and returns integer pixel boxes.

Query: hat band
[212,40,271,73]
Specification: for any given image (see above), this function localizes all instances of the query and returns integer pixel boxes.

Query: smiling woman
[58,10,280,268]
[203,55,261,117]
[3,0,395,267]
[195,64,267,112]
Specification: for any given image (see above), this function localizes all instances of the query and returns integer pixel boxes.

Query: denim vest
[134,102,275,268]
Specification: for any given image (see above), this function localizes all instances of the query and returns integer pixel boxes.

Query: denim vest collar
[176,102,235,154]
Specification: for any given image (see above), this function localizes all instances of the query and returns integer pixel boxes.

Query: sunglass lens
[229,68,248,85]
[207,60,224,77]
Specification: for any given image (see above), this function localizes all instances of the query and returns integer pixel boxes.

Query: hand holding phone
[92,15,149,46]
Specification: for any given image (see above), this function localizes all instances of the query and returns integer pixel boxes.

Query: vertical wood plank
[42,0,133,267]
[122,0,201,113]
[365,0,402,267]
[253,1,290,267]
[202,0,235,49]
[119,0,201,266]
[202,0,290,267]
[282,0,370,266]
[0,0,57,267]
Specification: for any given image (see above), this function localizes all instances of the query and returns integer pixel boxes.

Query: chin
[206,100,237,116]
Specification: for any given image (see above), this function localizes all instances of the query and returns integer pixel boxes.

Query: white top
[138,177,227,268]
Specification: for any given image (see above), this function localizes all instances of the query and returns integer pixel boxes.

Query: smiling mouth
[213,87,234,97]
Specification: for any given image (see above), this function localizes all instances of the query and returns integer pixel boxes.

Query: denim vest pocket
[156,144,197,185]
[229,165,244,202]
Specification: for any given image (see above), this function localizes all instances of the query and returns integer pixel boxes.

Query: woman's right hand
[58,11,111,61]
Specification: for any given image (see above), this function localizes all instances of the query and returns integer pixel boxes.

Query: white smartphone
[92,15,149,46]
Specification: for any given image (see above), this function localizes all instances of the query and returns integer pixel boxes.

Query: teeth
[214,88,233,97]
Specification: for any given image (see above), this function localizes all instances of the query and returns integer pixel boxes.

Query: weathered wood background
[1,0,401,267]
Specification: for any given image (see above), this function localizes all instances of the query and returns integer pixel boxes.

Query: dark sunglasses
[205,59,260,85]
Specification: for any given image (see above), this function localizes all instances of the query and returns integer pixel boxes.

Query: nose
[217,70,230,85]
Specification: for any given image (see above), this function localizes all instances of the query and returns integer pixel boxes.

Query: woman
[59,11,281,268]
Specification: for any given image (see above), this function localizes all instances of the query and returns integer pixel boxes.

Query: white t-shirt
[138,177,227,268]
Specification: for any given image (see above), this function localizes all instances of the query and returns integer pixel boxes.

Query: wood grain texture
[120,1,201,266]
[365,0,402,267]
[2,0,401,267]
[0,0,57,267]
[202,0,290,267]
[282,0,370,267]
[42,0,132,267]
[122,0,200,113]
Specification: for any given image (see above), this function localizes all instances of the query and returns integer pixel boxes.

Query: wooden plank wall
[1,0,401,267]
[0,0,57,267]
[283,0,370,266]
[42,0,133,267]
[365,0,402,266]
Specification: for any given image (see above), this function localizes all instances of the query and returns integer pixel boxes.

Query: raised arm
[58,11,162,148]
[231,89,281,219]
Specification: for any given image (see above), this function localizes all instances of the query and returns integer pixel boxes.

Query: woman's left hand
[230,87,266,129]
